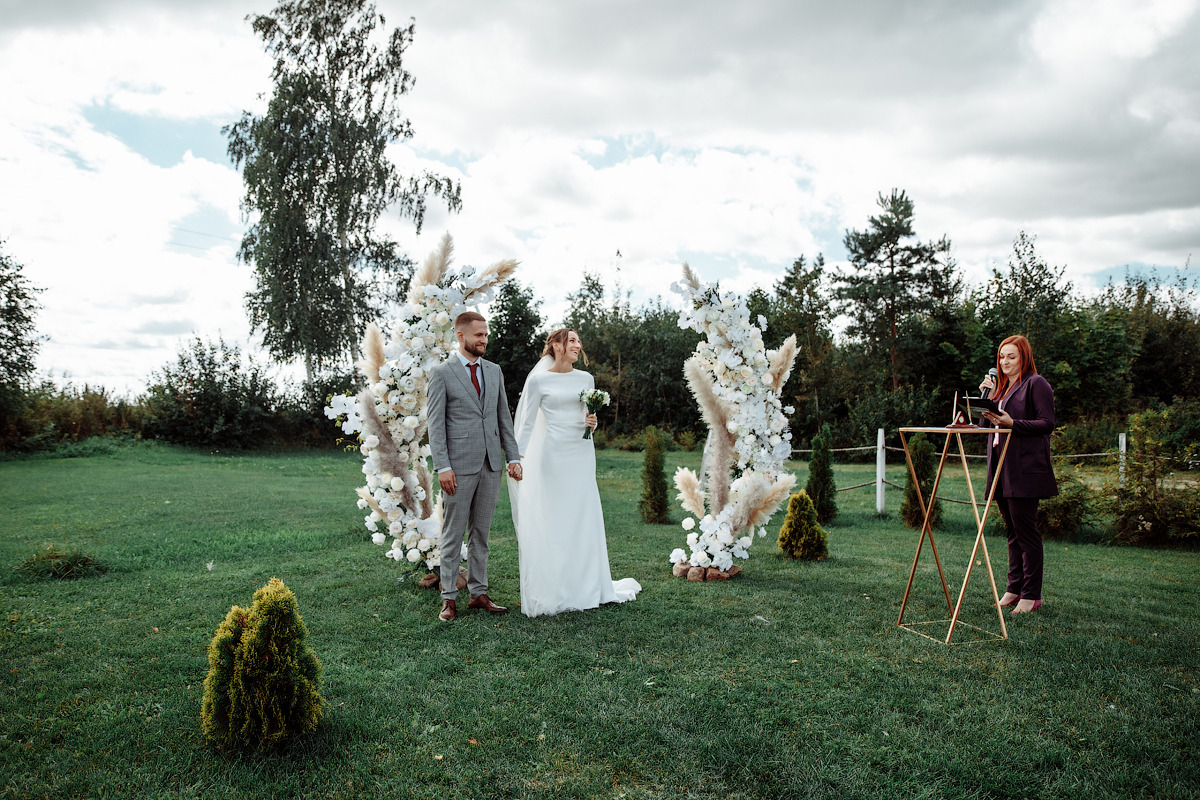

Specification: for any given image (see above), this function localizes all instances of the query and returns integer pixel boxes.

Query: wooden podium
[897,425,1012,644]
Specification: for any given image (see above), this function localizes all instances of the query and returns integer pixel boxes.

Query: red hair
[994,334,1038,399]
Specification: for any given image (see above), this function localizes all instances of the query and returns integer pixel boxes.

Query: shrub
[145,337,280,449]
[1037,463,1097,539]
[201,578,323,751]
[2,380,150,453]
[677,429,698,452]
[900,433,942,529]
[805,422,838,524]
[777,491,828,560]
[842,383,943,462]
[1054,415,1124,459]
[1108,407,1200,545]
[18,544,107,579]
[638,426,671,524]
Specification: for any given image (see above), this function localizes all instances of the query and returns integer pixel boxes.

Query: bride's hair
[542,328,588,366]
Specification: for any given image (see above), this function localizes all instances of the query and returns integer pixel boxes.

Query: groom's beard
[464,341,487,358]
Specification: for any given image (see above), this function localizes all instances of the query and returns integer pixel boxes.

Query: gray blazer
[426,356,520,475]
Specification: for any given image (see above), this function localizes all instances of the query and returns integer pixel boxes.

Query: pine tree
[201,578,323,750]
[638,426,671,524]
[805,422,838,524]
[777,491,829,560]
[901,433,942,529]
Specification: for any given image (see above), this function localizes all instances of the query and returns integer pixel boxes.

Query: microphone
[980,368,998,400]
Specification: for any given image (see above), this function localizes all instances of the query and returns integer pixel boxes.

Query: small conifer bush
[900,433,942,529]
[638,426,671,524]
[805,423,838,524]
[777,491,829,560]
[201,578,323,751]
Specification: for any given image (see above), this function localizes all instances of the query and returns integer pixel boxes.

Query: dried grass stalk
[673,467,707,518]
[410,232,454,300]
[680,262,701,291]
[355,486,386,519]
[766,334,798,392]
[357,323,386,385]
[357,388,417,512]
[477,258,519,286]
[726,473,797,535]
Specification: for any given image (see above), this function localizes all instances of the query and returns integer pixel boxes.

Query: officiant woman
[979,334,1057,615]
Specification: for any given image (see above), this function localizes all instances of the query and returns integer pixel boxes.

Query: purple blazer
[984,371,1058,499]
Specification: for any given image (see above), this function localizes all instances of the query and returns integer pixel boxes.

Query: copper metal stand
[897,426,1013,644]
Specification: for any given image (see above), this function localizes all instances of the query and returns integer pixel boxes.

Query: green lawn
[1,443,1197,799]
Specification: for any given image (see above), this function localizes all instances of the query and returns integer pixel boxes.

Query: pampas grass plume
[357,323,386,385]
[674,467,707,519]
[767,334,798,392]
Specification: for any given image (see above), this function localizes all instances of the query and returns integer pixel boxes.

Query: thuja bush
[638,426,671,524]
[900,433,942,529]
[1108,408,1200,546]
[805,422,838,524]
[201,578,323,751]
[777,491,828,560]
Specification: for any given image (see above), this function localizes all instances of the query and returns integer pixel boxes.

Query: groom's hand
[439,469,457,496]
[507,462,523,481]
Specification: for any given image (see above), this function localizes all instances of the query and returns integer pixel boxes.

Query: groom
[426,311,523,622]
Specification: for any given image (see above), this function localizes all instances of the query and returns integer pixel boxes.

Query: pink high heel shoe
[998,592,1020,608]
[1011,599,1043,614]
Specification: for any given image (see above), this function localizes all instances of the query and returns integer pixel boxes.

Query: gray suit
[426,355,520,601]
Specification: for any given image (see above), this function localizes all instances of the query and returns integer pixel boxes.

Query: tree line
[487,191,1200,453]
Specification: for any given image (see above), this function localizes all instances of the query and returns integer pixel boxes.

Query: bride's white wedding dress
[509,359,641,618]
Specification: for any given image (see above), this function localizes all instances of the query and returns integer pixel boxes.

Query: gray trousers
[439,468,502,601]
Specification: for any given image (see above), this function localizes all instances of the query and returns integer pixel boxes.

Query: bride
[509,328,641,617]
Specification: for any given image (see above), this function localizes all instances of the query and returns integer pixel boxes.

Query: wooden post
[876,428,886,515]
[1119,432,1127,486]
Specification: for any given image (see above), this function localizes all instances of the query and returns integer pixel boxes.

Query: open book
[961,395,999,417]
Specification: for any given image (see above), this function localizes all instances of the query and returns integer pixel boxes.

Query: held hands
[983,409,1014,428]
[507,462,523,481]
[585,413,598,431]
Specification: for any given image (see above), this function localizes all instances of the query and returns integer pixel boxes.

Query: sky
[2,0,1198,395]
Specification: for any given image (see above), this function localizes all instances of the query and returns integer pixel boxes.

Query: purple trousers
[995,495,1043,601]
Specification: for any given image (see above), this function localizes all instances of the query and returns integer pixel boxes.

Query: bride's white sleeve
[514,374,542,457]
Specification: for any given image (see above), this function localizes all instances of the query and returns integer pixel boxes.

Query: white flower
[682,517,696,531]
[713,550,734,571]
[417,538,431,552]
[686,532,699,547]
[669,548,687,564]
[356,498,369,510]
[365,516,378,532]
[372,532,387,545]
[390,476,406,491]
[406,549,422,563]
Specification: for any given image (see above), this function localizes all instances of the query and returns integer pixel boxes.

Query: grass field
[2,442,1198,799]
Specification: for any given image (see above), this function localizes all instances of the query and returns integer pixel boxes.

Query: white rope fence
[791,429,1129,514]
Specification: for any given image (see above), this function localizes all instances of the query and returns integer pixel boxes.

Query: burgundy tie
[468,363,481,396]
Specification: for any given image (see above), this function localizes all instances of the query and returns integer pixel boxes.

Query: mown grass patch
[1,444,1197,799]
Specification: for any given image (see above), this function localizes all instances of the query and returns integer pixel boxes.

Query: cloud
[132,319,197,335]
[2,0,1199,393]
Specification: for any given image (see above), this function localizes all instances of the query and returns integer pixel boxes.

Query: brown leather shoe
[438,599,457,622]
[466,593,508,614]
